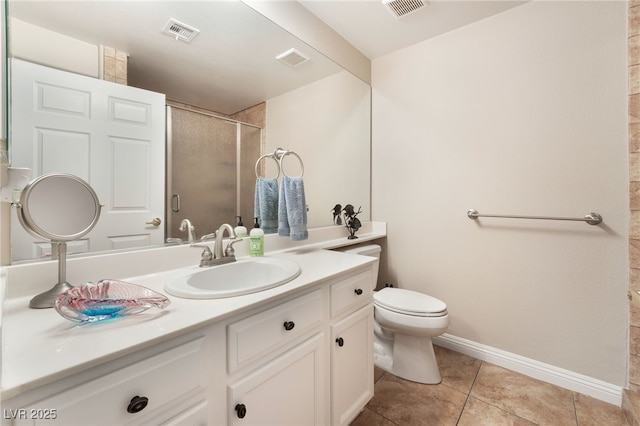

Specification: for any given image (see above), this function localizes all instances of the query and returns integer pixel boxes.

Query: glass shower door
[167,106,261,242]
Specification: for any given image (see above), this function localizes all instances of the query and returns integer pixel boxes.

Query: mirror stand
[29,242,72,308]
[15,173,102,309]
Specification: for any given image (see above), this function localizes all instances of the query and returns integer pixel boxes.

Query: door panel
[10,58,166,260]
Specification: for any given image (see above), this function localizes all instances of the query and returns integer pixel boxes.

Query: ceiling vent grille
[383,0,427,19]
[276,48,310,67]
[162,18,200,42]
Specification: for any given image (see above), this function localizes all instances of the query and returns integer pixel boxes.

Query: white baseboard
[433,333,624,406]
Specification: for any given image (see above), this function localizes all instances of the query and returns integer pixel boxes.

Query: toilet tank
[342,244,381,286]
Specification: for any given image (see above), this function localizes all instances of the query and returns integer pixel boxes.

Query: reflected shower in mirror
[167,105,262,241]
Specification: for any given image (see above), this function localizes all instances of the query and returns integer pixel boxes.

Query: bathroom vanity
[1,224,386,426]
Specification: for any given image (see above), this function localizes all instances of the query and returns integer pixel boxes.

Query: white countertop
[1,223,386,400]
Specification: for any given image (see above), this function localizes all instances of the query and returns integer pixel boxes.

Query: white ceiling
[299,0,527,59]
[9,1,343,114]
[8,1,527,114]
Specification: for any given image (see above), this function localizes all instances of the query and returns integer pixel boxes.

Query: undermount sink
[164,257,301,299]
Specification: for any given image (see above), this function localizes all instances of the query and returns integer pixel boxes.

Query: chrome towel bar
[466,209,603,226]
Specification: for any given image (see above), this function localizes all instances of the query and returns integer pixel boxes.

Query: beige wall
[372,0,628,387]
[10,18,99,78]
[630,0,640,393]
[266,71,371,228]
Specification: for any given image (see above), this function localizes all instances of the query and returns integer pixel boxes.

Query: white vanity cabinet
[225,288,327,425]
[2,254,378,426]
[224,266,375,426]
[329,270,375,426]
[4,333,210,426]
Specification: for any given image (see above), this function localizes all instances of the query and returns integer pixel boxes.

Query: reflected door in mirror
[10,59,166,261]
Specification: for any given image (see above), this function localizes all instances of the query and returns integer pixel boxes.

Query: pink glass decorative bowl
[54,279,170,323]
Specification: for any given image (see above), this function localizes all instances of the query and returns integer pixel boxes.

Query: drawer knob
[336,337,345,347]
[127,396,149,414]
[283,321,295,331]
[354,288,363,295]
[235,403,247,419]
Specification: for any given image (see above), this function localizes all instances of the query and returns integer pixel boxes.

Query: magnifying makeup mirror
[15,173,102,308]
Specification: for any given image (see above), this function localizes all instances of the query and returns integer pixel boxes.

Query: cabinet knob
[336,337,344,347]
[127,396,149,413]
[235,403,247,418]
[354,288,363,295]
[283,321,295,331]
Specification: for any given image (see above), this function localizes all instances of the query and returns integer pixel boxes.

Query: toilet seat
[374,287,447,317]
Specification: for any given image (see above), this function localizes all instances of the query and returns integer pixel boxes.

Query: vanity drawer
[227,289,323,373]
[14,337,207,425]
[330,269,374,319]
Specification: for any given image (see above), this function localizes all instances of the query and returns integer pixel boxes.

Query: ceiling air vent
[162,18,200,42]
[383,0,427,19]
[276,48,310,67]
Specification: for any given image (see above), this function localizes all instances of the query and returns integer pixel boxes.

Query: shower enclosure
[166,106,262,242]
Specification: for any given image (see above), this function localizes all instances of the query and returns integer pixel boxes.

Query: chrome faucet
[191,224,240,267]
[179,219,196,243]
[214,223,235,260]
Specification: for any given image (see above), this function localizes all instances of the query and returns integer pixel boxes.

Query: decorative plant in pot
[342,204,362,239]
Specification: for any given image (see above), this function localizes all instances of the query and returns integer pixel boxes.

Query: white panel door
[10,59,165,260]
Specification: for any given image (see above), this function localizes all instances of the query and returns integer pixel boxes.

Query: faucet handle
[225,238,243,257]
[190,244,213,261]
[200,232,216,242]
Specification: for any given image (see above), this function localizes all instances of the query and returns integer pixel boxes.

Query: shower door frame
[165,105,263,242]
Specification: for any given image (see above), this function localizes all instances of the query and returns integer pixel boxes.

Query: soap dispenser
[249,217,264,257]
[234,216,248,238]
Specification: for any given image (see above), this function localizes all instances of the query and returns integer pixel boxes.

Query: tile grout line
[369,372,402,426]
[464,360,547,425]
[455,359,485,424]
[571,392,579,426]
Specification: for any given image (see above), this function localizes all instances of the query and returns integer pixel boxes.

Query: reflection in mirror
[15,173,102,307]
[6,1,371,264]
[166,106,262,240]
[17,173,101,241]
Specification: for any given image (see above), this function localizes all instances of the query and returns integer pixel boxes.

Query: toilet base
[374,334,442,384]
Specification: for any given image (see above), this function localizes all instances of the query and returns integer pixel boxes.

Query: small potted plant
[342,204,362,239]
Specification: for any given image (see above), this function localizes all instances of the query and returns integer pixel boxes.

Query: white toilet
[344,244,450,384]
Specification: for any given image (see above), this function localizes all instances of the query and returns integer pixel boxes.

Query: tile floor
[350,346,629,426]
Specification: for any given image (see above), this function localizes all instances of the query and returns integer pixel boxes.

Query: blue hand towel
[254,177,279,234]
[278,175,308,241]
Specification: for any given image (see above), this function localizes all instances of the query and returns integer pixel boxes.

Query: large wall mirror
[6,1,371,263]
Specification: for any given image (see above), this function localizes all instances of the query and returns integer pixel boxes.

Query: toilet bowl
[343,245,449,384]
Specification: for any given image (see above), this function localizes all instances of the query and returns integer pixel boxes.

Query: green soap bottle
[249,217,264,257]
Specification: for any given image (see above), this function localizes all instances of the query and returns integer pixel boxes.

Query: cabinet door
[11,338,207,426]
[228,334,325,426]
[331,305,374,426]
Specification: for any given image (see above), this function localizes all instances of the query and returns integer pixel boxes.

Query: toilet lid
[374,288,447,317]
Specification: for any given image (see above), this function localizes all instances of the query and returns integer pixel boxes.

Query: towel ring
[277,150,304,178]
[255,154,281,179]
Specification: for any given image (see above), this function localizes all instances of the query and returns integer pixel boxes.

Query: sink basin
[164,257,301,299]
